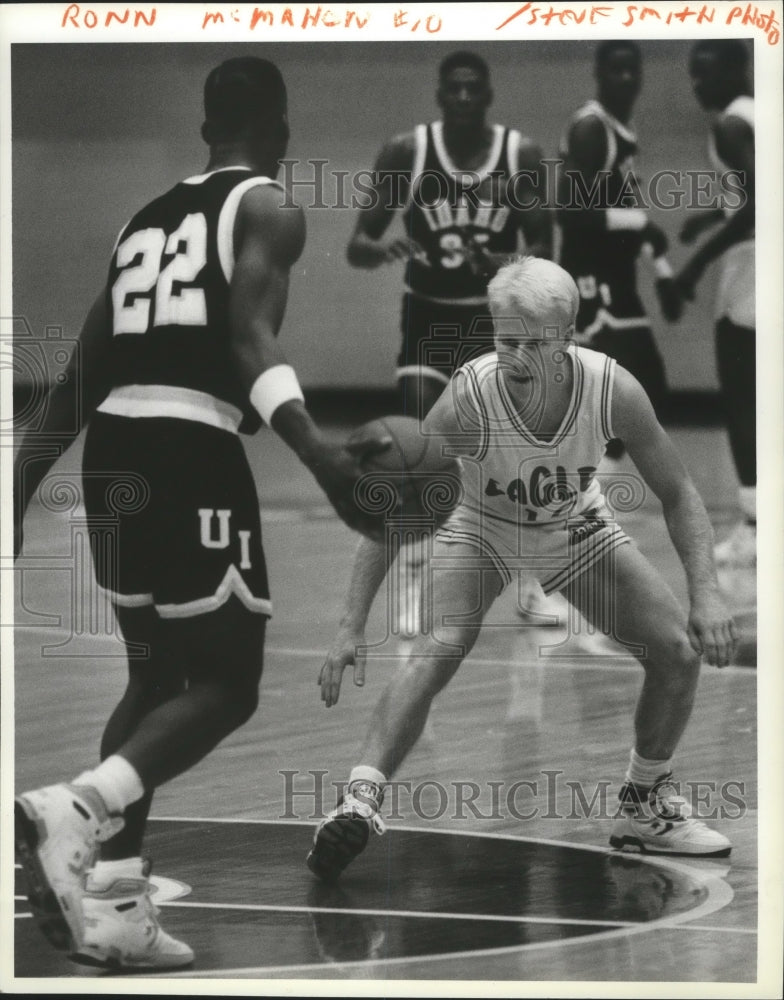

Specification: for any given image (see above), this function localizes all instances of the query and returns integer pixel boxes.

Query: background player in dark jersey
[347,50,552,420]
[13,57,387,971]
[676,40,755,568]
[557,40,683,459]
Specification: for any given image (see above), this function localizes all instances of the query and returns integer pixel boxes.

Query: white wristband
[606,207,648,232]
[249,365,304,425]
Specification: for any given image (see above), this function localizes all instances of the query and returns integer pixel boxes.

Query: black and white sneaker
[306,780,386,881]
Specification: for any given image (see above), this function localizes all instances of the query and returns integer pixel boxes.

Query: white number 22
[112,213,208,335]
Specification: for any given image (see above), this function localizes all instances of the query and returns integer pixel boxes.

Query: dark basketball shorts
[397,292,496,387]
[82,412,270,619]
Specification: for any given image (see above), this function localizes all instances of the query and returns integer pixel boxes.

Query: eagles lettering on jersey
[404,122,522,301]
[106,167,279,433]
[452,345,616,525]
[558,100,647,330]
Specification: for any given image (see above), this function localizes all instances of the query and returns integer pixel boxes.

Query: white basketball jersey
[450,345,616,528]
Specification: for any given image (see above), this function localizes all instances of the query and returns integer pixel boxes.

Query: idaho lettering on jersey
[404,122,522,301]
[106,168,279,431]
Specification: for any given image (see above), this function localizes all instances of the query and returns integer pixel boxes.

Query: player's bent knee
[643,632,700,686]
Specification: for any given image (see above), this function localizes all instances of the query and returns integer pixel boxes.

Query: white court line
[266,645,755,675]
[159,899,640,929]
[143,816,740,979]
[11,882,756,936]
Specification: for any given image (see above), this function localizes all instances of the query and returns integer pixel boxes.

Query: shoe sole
[14,798,79,953]
[70,948,194,971]
[306,815,370,881]
[609,833,731,858]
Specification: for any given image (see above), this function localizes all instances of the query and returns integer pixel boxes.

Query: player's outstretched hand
[655,277,684,322]
[319,628,367,707]
[311,435,392,540]
[687,589,738,668]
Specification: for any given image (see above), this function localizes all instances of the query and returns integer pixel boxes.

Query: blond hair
[487,256,579,337]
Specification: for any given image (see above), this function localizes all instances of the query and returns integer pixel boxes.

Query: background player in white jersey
[308,257,736,881]
[676,40,755,568]
[13,57,387,970]
[558,40,683,460]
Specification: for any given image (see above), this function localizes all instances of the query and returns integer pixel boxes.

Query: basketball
[349,415,463,530]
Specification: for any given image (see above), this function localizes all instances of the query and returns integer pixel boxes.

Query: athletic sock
[625,749,672,791]
[74,755,145,815]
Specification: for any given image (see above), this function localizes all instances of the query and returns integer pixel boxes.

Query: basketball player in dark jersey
[558,41,682,459]
[347,50,552,420]
[13,58,387,970]
[676,40,755,568]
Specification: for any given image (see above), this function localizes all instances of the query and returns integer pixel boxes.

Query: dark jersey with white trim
[558,101,646,329]
[106,167,278,431]
[403,122,522,301]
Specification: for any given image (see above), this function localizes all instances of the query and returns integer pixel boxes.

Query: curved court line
[149,816,738,979]
[162,899,643,929]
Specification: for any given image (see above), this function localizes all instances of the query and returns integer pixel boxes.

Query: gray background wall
[12,40,750,391]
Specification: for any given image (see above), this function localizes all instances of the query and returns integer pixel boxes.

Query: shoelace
[341,793,387,835]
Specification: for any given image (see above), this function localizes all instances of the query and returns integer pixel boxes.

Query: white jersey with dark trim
[102,167,281,434]
[449,344,616,526]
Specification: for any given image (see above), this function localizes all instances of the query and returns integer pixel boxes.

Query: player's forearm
[662,483,720,599]
[338,536,391,632]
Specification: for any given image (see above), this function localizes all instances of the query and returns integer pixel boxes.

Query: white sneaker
[72,858,194,970]
[15,783,124,953]
[609,775,731,858]
[714,521,756,568]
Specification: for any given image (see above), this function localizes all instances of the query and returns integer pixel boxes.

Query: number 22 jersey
[101,167,279,434]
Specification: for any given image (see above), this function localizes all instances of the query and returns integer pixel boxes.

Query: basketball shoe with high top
[72,858,194,970]
[609,773,731,857]
[306,779,386,881]
[15,783,124,953]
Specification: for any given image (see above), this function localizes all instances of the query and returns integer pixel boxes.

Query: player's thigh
[426,537,505,657]
[562,541,691,667]
[161,596,267,692]
[153,421,269,688]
